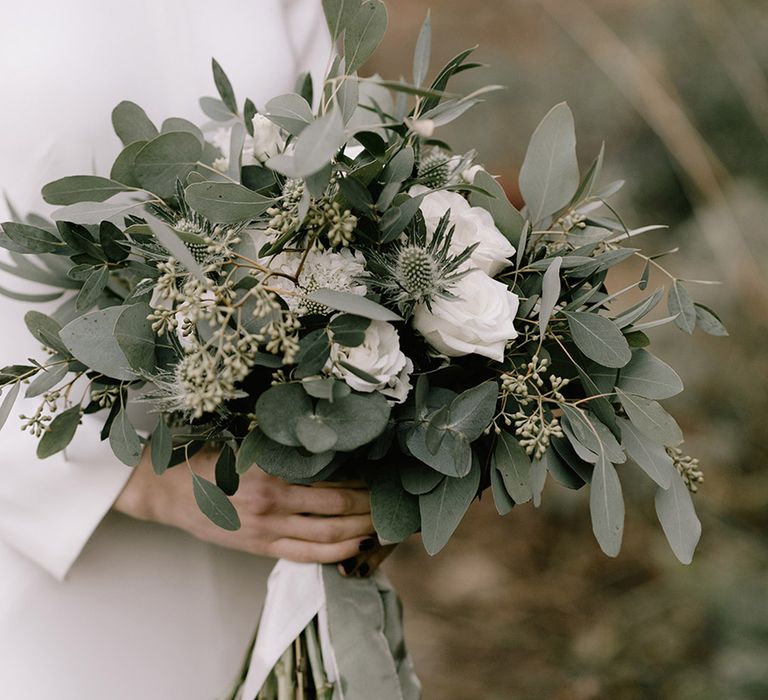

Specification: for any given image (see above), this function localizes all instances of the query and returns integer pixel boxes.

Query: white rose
[330,320,414,404]
[248,114,284,163]
[412,269,519,361]
[410,185,515,276]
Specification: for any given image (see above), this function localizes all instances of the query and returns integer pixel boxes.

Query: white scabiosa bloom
[410,185,515,276]
[329,320,414,404]
[412,269,519,361]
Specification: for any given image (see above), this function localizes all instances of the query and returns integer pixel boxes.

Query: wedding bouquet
[0,0,725,697]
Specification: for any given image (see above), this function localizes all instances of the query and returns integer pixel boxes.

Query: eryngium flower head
[367,210,477,316]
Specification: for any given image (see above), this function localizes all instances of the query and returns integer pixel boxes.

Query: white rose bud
[412,269,519,361]
[410,185,515,276]
[330,320,414,404]
[249,114,284,163]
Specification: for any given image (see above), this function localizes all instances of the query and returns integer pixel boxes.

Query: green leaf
[379,193,427,242]
[655,469,701,564]
[371,472,421,542]
[24,311,68,355]
[212,58,238,115]
[328,314,371,347]
[616,389,683,446]
[406,422,471,477]
[338,176,374,213]
[25,363,68,399]
[468,170,525,247]
[667,280,696,334]
[268,109,346,179]
[519,102,580,225]
[134,132,203,199]
[336,77,360,125]
[316,392,390,451]
[295,329,332,379]
[560,405,624,463]
[150,419,173,475]
[530,456,548,507]
[344,0,388,74]
[199,96,235,122]
[0,382,21,433]
[490,464,515,515]
[492,431,532,504]
[37,405,81,458]
[185,182,273,224]
[617,349,683,400]
[161,118,205,145]
[440,381,498,441]
[1,222,66,254]
[192,473,241,531]
[412,11,432,87]
[539,256,562,337]
[110,140,146,187]
[114,302,156,375]
[419,455,480,555]
[400,459,443,495]
[380,146,414,185]
[42,176,132,206]
[612,287,664,329]
[236,428,335,479]
[694,303,728,336]
[50,198,142,226]
[264,93,314,136]
[295,414,339,453]
[109,406,143,466]
[301,377,351,402]
[308,289,402,321]
[255,383,314,447]
[75,266,109,311]
[617,417,673,489]
[322,0,363,40]
[0,364,36,387]
[215,444,240,496]
[111,101,158,146]
[589,450,624,557]
[564,311,631,368]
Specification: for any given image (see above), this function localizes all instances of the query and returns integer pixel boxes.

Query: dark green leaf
[215,444,240,496]
[212,58,238,115]
[667,280,696,334]
[255,383,314,447]
[236,428,335,479]
[468,170,525,247]
[150,419,173,475]
[295,329,332,378]
[492,431,532,504]
[371,471,421,542]
[192,473,241,531]
[400,458,443,495]
[419,455,480,555]
[406,423,471,477]
[37,405,81,458]
[109,406,143,466]
[316,392,390,451]
[329,314,371,347]
[75,266,109,311]
[564,311,631,368]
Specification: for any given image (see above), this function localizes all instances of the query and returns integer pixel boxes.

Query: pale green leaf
[655,469,701,564]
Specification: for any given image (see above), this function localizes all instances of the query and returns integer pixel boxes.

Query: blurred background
[370,1,768,698]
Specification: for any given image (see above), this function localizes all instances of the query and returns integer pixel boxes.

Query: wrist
[113,446,160,523]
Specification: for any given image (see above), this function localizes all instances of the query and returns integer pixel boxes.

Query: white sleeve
[0,285,133,581]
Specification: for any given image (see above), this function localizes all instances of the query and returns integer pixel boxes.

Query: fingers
[337,543,396,578]
[281,483,371,516]
[267,513,375,544]
[271,536,370,564]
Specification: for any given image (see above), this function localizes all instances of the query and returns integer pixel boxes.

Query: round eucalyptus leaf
[316,392,391,451]
[296,414,339,453]
[254,383,314,447]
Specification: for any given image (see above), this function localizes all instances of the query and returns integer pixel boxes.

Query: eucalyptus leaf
[329,314,371,347]
[419,456,480,555]
[215,444,240,496]
[438,381,498,441]
[694,303,728,336]
[655,469,701,564]
[144,213,207,282]
[467,171,524,247]
[322,0,363,40]
[589,451,624,557]
[134,132,203,199]
[406,423,471,477]
[111,101,158,146]
[617,417,673,488]
[236,428,335,479]
[75,266,109,311]
[412,11,432,87]
[109,406,143,466]
[185,182,273,224]
[211,58,238,115]
[668,280,696,334]
[192,473,241,531]
[539,256,562,337]
[308,289,402,321]
[612,288,664,329]
[265,93,314,136]
[617,349,683,400]
[315,392,390,451]
[25,363,68,399]
[492,431,532,504]
[24,311,68,355]
[371,472,421,542]
[110,141,146,187]
[0,382,21,432]
[37,404,81,459]
[519,102,580,224]
[295,414,339,453]
[50,197,143,225]
[1,222,66,254]
[400,459,443,495]
[617,389,683,446]
[564,311,631,368]
[255,383,313,447]
[490,464,515,516]
[42,176,132,206]
[344,0,388,74]
[150,419,173,475]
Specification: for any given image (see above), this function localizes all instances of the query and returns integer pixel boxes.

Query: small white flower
[412,269,519,361]
[410,185,515,277]
[329,320,414,403]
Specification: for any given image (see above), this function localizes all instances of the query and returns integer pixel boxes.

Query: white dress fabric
[0,2,330,698]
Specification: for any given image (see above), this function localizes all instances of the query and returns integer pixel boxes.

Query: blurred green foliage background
[371,1,768,698]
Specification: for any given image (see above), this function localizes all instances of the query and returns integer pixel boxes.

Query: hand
[114,445,378,564]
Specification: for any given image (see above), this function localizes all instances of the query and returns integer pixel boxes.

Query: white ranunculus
[410,185,515,276]
[247,114,284,163]
[329,320,414,404]
[412,269,519,361]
